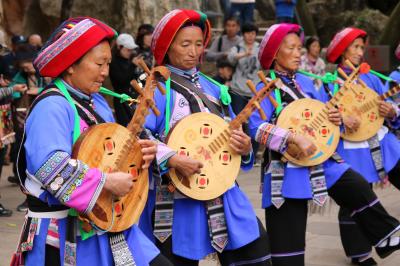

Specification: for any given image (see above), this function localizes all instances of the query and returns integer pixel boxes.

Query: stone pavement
[0,164,399,266]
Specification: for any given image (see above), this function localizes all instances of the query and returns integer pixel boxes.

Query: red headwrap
[395,42,400,60]
[151,9,211,66]
[258,23,303,70]
[326,27,367,64]
[34,17,116,78]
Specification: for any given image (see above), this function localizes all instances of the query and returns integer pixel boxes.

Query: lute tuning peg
[344,59,357,71]
[257,71,280,109]
[137,58,151,75]
[246,80,267,120]
[130,80,144,96]
[337,68,349,80]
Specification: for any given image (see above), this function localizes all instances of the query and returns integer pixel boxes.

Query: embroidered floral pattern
[19,218,38,252]
[35,151,70,185]
[35,19,95,71]
[256,122,289,153]
[35,152,90,204]
[59,162,89,203]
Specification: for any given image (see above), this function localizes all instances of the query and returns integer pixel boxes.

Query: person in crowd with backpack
[227,22,261,164]
[206,16,241,62]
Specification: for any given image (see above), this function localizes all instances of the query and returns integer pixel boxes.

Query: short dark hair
[216,58,234,69]
[15,44,37,63]
[136,24,154,48]
[304,36,320,51]
[224,16,240,26]
[241,23,258,34]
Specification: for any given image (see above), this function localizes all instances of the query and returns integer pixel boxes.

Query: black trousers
[265,169,400,266]
[156,218,272,266]
[339,160,400,259]
[10,129,23,177]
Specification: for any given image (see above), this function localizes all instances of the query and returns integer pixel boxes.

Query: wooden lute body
[72,65,169,232]
[167,72,277,200]
[337,61,400,141]
[274,66,366,166]
[276,97,340,166]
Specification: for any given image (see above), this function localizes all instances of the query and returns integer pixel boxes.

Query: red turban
[326,27,367,64]
[395,42,400,60]
[258,23,303,70]
[151,9,211,66]
[34,17,116,78]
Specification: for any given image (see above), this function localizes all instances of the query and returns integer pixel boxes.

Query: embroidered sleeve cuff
[255,122,290,153]
[241,151,253,164]
[34,151,105,213]
[385,103,400,129]
[156,142,176,167]
[159,160,170,175]
[84,172,106,214]
[240,150,254,171]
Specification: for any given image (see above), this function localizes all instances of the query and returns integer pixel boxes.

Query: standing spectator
[300,36,326,89]
[228,23,260,112]
[27,34,43,50]
[275,0,297,23]
[133,24,154,79]
[8,44,49,212]
[385,43,400,139]
[0,35,26,81]
[220,0,231,20]
[387,42,400,87]
[228,23,261,164]
[230,0,255,25]
[0,83,27,217]
[206,16,242,62]
[109,33,138,126]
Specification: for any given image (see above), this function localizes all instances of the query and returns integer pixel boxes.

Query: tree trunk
[295,0,317,36]
[60,0,73,22]
[378,1,400,50]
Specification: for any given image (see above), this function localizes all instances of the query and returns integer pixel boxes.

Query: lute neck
[379,84,400,101]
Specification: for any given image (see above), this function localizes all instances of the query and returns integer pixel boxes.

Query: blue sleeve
[92,93,115,122]
[248,81,276,140]
[144,84,168,137]
[384,71,399,90]
[144,83,176,174]
[317,83,333,103]
[297,74,320,100]
[226,97,254,170]
[25,96,75,174]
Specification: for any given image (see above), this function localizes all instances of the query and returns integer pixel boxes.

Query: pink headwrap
[258,23,303,70]
[395,42,400,60]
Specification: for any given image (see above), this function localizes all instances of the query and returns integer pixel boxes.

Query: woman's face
[20,61,36,74]
[274,33,302,72]
[243,31,256,45]
[342,37,365,66]
[308,40,321,58]
[65,40,112,94]
[167,26,204,70]
[143,34,152,48]
[225,20,240,38]
[119,46,133,59]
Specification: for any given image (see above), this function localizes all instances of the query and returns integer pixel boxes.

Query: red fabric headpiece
[326,27,367,63]
[151,9,211,66]
[34,17,116,78]
[395,42,400,60]
[258,23,303,70]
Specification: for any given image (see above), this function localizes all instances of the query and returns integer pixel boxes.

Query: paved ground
[0,165,399,266]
